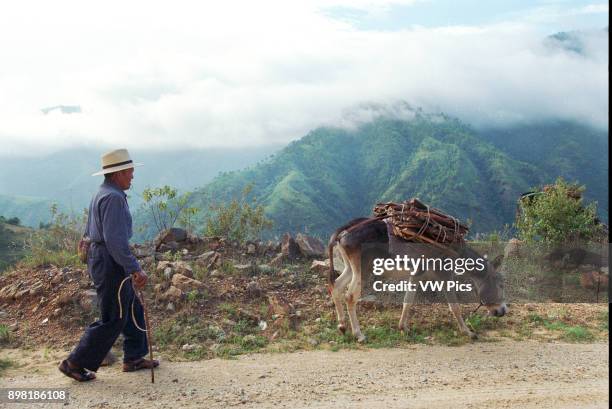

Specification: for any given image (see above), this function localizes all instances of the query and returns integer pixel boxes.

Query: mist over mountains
[130,112,607,241]
[0,27,607,237]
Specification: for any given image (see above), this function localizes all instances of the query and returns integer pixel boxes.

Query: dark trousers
[68,243,148,372]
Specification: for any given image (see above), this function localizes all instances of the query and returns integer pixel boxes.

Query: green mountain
[180,114,607,239]
[0,194,54,228]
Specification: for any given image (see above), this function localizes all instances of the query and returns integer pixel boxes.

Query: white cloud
[0,0,607,155]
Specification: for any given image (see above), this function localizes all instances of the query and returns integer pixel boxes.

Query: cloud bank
[0,0,607,155]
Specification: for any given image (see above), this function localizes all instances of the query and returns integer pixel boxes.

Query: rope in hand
[117,275,155,383]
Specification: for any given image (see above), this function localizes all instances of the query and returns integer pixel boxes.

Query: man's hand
[132,270,148,289]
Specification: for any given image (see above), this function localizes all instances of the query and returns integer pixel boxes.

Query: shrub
[204,185,272,244]
[21,204,85,268]
[515,178,602,246]
[141,186,200,235]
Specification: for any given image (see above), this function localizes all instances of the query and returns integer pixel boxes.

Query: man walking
[59,149,158,381]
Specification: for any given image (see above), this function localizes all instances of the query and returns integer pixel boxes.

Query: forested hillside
[178,114,606,239]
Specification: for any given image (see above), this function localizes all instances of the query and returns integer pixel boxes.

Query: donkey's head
[470,254,508,317]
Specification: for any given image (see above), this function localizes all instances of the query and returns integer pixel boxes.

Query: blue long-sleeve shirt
[86,181,141,274]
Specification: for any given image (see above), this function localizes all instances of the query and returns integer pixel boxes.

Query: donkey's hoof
[337,324,347,334]
[356,334,367,343]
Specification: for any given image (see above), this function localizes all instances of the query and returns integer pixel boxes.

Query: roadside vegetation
[0,180,607,369]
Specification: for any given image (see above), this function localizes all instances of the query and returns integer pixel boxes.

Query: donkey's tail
[327,231,341,291]
[327,217,372,290]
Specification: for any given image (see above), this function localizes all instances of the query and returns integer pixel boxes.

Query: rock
[246,242,257,255]
[270,253,285,266]
[281,233,301,260]
[182,344,198,351]
[295,233,326,257]
[55,293,73,307]
[162,286,184,302]
[155,228,188,247]
[158,242,179,252]
[132,245,154,258]
[234,264,255,275]
[196,250,216,262]
[196,251,221,270]
[51,273,64,285]
[15,289,29,300]
[79,290,98,312]
[166,302,175,312]
[503,238,522,259]
[246,281,262,297]
[163,267,174,280]
[203,236,225,251]
[29,282,44,297]
[142,256,155,267]
[157,261,172,272]
[172,261,194,278]
[171,274,205,292]
[310,260,330,273]
[154,282,170,294]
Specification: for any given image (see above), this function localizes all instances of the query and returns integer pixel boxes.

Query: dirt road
[1,341,608,408]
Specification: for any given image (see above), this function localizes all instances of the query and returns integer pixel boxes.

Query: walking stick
[136,288,155,383]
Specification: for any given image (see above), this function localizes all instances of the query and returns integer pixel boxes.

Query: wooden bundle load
[373,198,469,246]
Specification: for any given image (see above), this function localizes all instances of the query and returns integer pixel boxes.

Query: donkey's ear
[491,254,504,270]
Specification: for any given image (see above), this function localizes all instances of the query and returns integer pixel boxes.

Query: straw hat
[92,148,143,176]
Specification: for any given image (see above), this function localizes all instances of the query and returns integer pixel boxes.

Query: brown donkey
[327,218,508,342]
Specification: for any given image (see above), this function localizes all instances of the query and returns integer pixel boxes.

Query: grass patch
[597,311,608,330]
[218,302,238,317]
[433,327,469,346]
[561,326,595,342]
[155,316,225,349]
[0,358,14,376]
[0,324,10,344]
[466,314,500,332]
[526,313,597,342]
[19,251,83,270]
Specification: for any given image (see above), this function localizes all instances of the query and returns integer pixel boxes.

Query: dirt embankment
[1,340,608,409]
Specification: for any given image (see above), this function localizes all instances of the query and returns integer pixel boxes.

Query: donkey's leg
[345,250,366,343]
[446,295,477,339]
[331,247,352,334]
[398,279,417,332]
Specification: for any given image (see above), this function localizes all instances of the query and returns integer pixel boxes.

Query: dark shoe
[122,358,159,372]
[58,360,96,382]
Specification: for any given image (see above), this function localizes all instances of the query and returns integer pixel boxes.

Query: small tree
[22,204,86,267]
[141,186,200,234]
[205,185,272,243]
[515,177,602,245]
[6,217,20,226]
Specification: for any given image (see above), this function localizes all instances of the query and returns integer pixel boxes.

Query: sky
[0,0,608,156]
